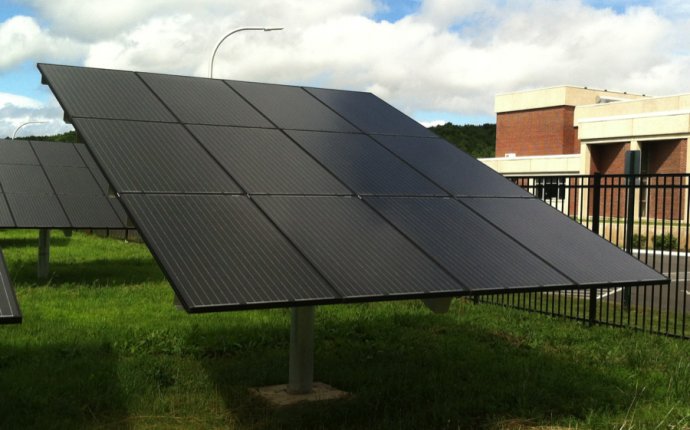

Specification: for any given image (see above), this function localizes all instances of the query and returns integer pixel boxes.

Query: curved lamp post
[208,26,283,78]
[12,121,48,139]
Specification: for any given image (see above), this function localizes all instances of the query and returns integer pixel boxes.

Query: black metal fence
[480,173,689,339]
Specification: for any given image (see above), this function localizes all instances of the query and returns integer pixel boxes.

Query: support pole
[287,306,315,394]
[623,150,641,310]
[38,229,50,280]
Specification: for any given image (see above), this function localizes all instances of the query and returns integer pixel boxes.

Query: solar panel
[0,247,21,324]
[0,194,14,227]
[0,139,126,229]
[187,125,350,195]
[120,194,336,311]
[286,130,446,196]
[31,141,85,167]
[0,140,39,165]
[139,72,274,127]
[306,87,436,137]
[365,197,571,290]
[459,198,665,284]
[4,194,70,228]
[373,135,532,197]
[229,81,358,132]
[254,196,463,297]
[73,119,242,194]
[38,63,668,313]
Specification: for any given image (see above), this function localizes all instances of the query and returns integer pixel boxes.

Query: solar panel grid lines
[228,80,359,133]
[121,194,338,311]
[254,195,465,298]
[187,125,352,195]
[363,196,574,291]
[458,197,667,285]
[285,130,448,196]
[72,118,243,194]
[31,140,85,167]
[137,72,275,128]
[0,247,21,324]
[305,87,436,138]
[372,135,533,198]
[37,63,177,123]
[0,194,14,227]
[0,140,40,165]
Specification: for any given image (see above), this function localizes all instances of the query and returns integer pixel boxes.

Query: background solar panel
[306,87,436,137]
[0,141,39,165]
[0,194,14,227]
[58,194,124,228]
[139,73,274,127]
[0,247,21,324]
[121,194,337,311]
[374,135,532,197]
[0,165,53,194]
[4,194,70,228]
[255,196,463,297]
[44,166,103,196]
[229,81,358,132]
[73,119,242,194]
[365,197,572,290]
[286,130,446,196]
[460,198,665,284]
[188,125,350,195]
[32,141,85,167]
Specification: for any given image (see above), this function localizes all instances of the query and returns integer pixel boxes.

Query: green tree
[428,122,496,158]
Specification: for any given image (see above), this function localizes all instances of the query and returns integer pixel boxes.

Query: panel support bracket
[37,229,50,280]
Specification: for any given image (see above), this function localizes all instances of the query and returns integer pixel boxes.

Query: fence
[479,173,689,339]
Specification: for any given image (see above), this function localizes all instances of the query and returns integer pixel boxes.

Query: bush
[653,234,678,250]
[632,234,646,249]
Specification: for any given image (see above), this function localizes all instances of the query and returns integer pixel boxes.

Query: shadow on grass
[0,342,129,430]
[8,259,165,287]
[193,309,634,430]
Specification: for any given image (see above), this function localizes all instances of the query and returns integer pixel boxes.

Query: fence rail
[480,173,689,339]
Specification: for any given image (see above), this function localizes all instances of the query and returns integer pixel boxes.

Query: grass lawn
[1,229,689,429]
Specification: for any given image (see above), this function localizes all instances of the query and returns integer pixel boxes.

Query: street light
[12,121,48,139]
[208,26,283,78]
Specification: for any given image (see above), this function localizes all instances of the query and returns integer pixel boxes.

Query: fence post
[589,173,601,326]
[623,151,641,310]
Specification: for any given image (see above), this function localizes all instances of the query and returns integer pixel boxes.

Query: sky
[1,0,690,138]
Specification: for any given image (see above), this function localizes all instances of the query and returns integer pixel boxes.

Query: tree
[428,122,496,158]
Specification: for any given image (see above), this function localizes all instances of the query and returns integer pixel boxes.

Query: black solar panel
[0,139,126,229]
[0,247,21,324]
[73,119,242,194]
[306,87,436,137]
[0,194,14,227]
[286,130,446,196]
[365,197,571,290]
[0,140,39,165]
[254,196,463,297]
[38,63,668,313]
[139,72,274,127]
[460,198,665,284]
[31,141,85,167]
[229,81,358,132]
[374,135,532,197]
[187,125,350,195]
[121,194,336,311]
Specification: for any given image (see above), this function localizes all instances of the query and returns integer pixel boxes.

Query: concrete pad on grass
[250,382,350,407]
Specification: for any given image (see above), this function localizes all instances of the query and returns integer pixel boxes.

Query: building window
[535,176,566,201]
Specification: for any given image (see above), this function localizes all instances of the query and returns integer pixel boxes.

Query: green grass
[1,230,690,429]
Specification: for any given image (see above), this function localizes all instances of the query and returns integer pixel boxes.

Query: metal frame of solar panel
[0,247,21,324]
[38,63,668,316]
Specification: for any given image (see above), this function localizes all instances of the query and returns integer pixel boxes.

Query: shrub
[632,234,646,249]
[653,234,678,250]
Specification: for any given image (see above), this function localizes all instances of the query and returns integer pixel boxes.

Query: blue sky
[1,0,689,137]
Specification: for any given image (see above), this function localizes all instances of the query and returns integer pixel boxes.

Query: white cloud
[0,96,73,139]
[3,0,690,128]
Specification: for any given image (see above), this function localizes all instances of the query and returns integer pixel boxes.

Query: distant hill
[428,122,495,158]
[11,131,78,143]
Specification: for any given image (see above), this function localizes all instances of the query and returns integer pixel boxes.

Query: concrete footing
[250,382,350,407]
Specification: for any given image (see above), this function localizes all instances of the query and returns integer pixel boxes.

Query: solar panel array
[0,247,21,323]
[0,139,127,229]
[39,63,667,313]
